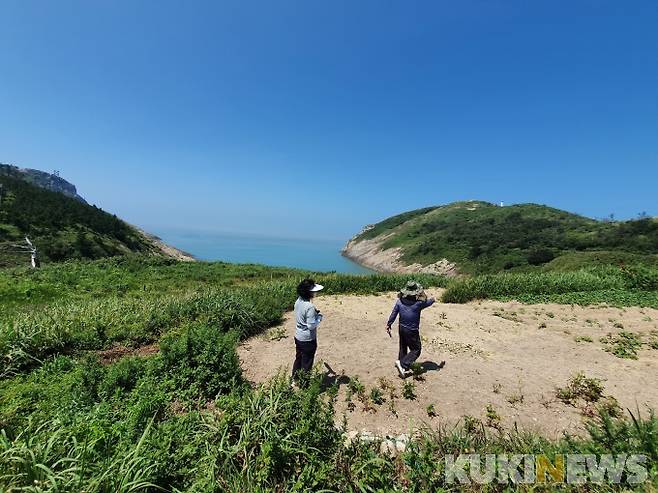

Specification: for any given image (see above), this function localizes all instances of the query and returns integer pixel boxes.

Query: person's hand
[386,325,392,337]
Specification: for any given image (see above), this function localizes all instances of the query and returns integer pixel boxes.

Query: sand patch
[238,290,658,438]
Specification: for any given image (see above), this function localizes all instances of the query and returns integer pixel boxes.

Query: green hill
[345,201,658,274]
[0,169,167,267]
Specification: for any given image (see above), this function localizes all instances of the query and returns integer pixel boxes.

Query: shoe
[395,360,406,378]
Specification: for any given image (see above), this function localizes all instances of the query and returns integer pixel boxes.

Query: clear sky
[1,1,657,240]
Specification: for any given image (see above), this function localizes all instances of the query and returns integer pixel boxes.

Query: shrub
[158,324,243,401]
[556,373,605,405]
[402,381,416,400]
[600,332,643,359]
[99,356,149,399]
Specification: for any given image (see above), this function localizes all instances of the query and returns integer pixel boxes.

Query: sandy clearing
[238,290,658,438]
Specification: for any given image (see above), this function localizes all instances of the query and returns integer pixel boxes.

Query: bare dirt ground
[238,289,658,438]
[96,342,160,365]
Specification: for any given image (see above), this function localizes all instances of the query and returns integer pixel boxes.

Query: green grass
[441,264,658,307]
[0,257,447,377]
[1,257,657,491]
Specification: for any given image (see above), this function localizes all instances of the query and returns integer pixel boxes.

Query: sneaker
[395,360,406,378]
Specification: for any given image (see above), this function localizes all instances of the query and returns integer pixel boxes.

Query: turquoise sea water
[154,229,372,274]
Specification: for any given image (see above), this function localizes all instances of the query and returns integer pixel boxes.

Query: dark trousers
[292,338,317,379]
[399,327,421,370]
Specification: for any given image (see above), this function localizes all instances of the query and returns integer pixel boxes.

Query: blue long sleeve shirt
[387,297,435,330]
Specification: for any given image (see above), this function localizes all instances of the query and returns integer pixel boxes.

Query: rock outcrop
[342,233,458,276]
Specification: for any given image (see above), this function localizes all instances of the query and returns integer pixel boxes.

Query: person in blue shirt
[386,280,435,377]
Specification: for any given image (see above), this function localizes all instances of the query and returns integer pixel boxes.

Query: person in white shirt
[292,278,324,382]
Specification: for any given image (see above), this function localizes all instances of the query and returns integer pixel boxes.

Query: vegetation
[0,172,158,266]
[1,256,657,490]
[353,201,658,274]
[441,264,658,307]
[600,332,643,359]
[556,373,605,406]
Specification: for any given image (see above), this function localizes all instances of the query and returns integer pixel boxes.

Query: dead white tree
[2,237,39,268]
[25,237,39,268]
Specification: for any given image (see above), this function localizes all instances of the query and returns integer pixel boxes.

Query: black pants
[292,338,317,379]
[399,327,421,370]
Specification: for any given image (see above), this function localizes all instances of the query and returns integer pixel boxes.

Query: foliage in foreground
[2,361,657,491]
[1,258,658,491]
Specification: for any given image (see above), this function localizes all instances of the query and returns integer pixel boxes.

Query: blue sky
[1,0,656,240]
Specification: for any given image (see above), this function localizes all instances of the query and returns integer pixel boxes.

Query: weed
[506,391,524,407]
[556,373,605,405]
[378,377,395,392]
[402,381,416,400]
[493,311,521,323]
[370,387,385,405]
[348,376,365,396]
[574,335,593,343]
[600,331,643,359]
[267,327,287,341]
[426,404,437,418]
[492,383,502,394]
[485,404,502,430]
[409,362,425,381]
[463,415,480,434]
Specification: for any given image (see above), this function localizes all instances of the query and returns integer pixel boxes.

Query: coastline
[341,235,459,276]
[136,227,196,262]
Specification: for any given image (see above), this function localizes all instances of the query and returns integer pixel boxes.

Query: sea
[154,229,372,274]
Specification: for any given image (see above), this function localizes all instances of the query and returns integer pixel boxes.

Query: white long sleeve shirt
[294,297,322,341]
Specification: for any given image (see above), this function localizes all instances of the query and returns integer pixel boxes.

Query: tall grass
[3,372,656,491]
[1,270,447,378]
[442,265,658,306]
[2,258,657,491]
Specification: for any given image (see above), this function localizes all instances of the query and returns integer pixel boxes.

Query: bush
[440,266,656,305]
[99,356,149,398]
[158,324,244,401]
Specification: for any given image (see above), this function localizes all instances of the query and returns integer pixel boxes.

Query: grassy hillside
[1,257,656,491]
[353,201,658,274]
[0,172,159,267]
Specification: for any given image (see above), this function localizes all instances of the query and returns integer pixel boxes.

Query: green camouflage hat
[400,280,424,297]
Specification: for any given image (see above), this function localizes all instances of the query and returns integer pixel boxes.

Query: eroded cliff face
[342,234,458,276]
[0,164,87,203]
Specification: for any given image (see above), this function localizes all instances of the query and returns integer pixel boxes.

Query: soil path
[238,290,658,438]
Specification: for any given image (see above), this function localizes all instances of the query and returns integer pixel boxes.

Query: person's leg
[398,327,409,362]
[301,339,318,372]
[400,329,422,369]
[292,338,304,379]
[292,344,302,378]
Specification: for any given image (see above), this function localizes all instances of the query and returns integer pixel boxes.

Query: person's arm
[306,305,322,330]
[386,301,400,328]
[419,298,436,309]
